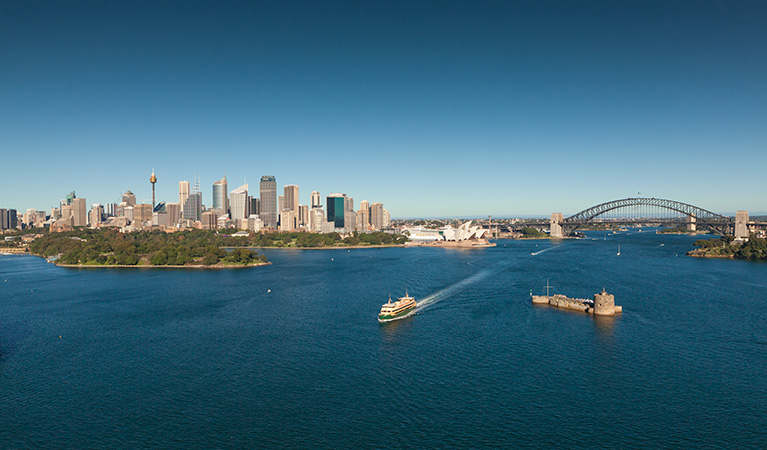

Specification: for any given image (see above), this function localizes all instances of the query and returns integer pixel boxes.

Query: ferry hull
[378,305,417,323]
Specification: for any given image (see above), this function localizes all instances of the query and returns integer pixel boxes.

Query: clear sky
[2,1,766,217]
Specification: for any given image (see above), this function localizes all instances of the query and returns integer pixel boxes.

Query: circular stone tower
[593,289,615,316]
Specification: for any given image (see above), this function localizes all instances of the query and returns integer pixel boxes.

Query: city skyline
[2,1,767,216]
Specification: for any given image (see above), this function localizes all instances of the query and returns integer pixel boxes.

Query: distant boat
[617,244,621,256]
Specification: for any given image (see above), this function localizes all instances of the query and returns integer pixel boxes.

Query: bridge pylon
[735,211,749,238]
[687,215,696,232]
[550,213,564,238]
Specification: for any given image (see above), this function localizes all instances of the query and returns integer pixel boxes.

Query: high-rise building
[299,204,309,226]
[383,209,391,228]
[359,200,369,216]
[311,191,321,209]
[309,208,325,232]
[201,211,217,230]
[230,184,249,221]
[104,203,117,218]
[121,191,136,207]
[278,195,285,212]
[279,209,297,231]
[326,194,346,228]
[8,209,17,229]
[179,181,190,213]
[134,204,153,226]
[73,198,87,227]
[89,204,103,226]
[0,208,7,230]
[249,197,260,216]
[212,176,229,215]
[166,202,181,227]
[356,209,369,232]
[183,192,202,222]
[260,175,277,228]
[370,202,384,230]
[284,185,299,213]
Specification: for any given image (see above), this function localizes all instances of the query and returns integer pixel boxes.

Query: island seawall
[532,289,622,316]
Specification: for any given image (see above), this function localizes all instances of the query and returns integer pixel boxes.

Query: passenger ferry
[378,291,417,323]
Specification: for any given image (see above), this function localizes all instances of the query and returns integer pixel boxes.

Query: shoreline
[225,244,406,250]
[53,261,271,269]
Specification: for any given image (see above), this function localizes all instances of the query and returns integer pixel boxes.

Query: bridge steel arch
[560,198,732,235]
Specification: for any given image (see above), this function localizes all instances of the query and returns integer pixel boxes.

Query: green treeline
[520,227,549,238]
[27,229,407,266]
[693,236,767,260]
[28,229,266,266]
[249,231,408,248]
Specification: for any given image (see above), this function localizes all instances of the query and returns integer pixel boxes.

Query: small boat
[378,290,417,323]
[617,244,621,256]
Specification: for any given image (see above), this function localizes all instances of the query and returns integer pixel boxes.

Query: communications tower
[150,168,157,209]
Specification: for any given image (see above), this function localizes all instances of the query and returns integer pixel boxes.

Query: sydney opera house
[405,220,489,242]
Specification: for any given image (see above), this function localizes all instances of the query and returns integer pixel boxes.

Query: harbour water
[1,231,765,449]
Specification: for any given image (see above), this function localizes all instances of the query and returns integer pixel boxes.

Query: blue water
[1,231,766,449]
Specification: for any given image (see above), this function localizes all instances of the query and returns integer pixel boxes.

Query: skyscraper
[284,185,299,213]
[73,198,87,227]
[249,197,261,216]
[183,192,202,222]
[326,194,346,228]
[370,202,384,230]
[121,191,136,206]
[212,176,229,215]
[230,184,249,221]
[260,175,277,228]
[311,191,321,209]
[166,202,181,227]
[179,181,190,213]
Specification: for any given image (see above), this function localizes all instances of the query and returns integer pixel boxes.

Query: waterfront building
[309,208,324,232]
[165,202,181,227]
[230,184,249,221]
[212,176,229,216]
[0,208,7,230]
[344,210,356,232]
[121,190,136,207]
[73,198,87,227]
[311,191,321,209]
[179,181,190,214]
[260,175,277,228]
[327,194,346,228]
[356,209,370,232]
[284,185,299,214]
[370,202,384,230]
[279,209,297,231]
[201,211,217,230]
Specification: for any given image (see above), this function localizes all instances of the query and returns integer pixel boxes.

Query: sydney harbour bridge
[502,197,759,238]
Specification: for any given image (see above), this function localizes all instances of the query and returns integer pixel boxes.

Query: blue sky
[2,1,766,217]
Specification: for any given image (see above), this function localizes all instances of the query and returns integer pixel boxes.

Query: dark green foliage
[27,229,266,266]
[520,227,548,238]
[693,235,767,260]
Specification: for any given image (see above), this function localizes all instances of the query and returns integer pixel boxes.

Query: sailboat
[617,244,621,256]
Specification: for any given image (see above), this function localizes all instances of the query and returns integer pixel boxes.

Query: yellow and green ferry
[378,291,417,323]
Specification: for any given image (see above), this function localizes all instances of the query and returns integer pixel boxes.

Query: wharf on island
[532,289,622,316]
